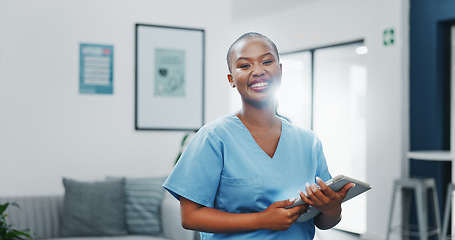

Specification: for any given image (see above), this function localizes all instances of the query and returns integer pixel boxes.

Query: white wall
[0,0,409,239]
[0,0,231,196]
[230,0,409,239]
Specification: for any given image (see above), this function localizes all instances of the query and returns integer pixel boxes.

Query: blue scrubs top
[163,114,331,240]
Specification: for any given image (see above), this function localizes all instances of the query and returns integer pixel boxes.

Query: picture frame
[135,24,205,130]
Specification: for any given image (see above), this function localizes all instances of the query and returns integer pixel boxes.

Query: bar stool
[386,177,441,240]
[441,183,455,240]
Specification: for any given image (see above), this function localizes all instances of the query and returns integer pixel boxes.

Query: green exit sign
[383,28,395,46]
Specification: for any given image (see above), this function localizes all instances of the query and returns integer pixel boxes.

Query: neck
[237,102,278,128]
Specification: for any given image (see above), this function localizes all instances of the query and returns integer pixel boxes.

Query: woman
[163,32,354,239]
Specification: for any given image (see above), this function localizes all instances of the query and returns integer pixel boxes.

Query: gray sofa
[0,192,197,240]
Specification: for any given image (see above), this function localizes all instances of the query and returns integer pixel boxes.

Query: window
[279,41,367,234]
[313,42,367,233]
[277,52,312,129]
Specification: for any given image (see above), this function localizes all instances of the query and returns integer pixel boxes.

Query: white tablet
[285,175,371,222]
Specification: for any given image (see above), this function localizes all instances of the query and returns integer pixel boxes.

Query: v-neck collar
[232,114,284,159]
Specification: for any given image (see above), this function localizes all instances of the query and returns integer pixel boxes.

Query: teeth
[251,82,269,88]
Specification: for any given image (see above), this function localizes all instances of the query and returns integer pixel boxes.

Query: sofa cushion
[108,176,166,235]
[60,178,127,237]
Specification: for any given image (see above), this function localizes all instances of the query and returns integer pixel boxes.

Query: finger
[305,182,313,197]
[287,203,308,216]
[315,176,327,188]
[299,190,314,205]
[313,179,335,200]
[316,177,335,197]
[305,183,328,206]
[307,182,333,207]
[300,204,309,215]
[290,198,309,219]
[304,183,318,201]
[308,183,325,202]
[275,198,297,208]
[338,183,356,199]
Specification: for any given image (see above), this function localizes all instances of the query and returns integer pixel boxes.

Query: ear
[227,74,235,88]
[279,63,283,75]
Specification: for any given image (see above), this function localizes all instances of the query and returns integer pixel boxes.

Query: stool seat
[386,177,441,240]
[395,178,439,189]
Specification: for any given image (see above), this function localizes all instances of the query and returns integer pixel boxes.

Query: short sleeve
[163,127,224,208]
[314,135,332,182]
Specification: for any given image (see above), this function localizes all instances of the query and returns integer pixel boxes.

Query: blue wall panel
[410,0,455,236]
[410,0,451,151]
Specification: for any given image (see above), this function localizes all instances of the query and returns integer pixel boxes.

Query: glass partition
[279,41,367,234]
[277,52,312,129]
[313,42,367,233]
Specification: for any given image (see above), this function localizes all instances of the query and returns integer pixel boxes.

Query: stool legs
[387,184,398,240]
[441,184,455,240]
[415,183,428,239]
[386,178,441,240]
[432,183,442,235]
[403,189,412,240]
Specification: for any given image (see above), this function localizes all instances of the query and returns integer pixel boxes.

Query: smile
[249,81,269,88]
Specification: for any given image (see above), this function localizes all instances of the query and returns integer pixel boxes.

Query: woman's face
[227,37,282,108]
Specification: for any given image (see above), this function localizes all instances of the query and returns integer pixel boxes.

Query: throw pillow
[108,176,166,235]
[60,178,127,237]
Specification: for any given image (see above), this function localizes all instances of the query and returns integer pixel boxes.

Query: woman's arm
[299,177,355,230]
[180,196,309,234]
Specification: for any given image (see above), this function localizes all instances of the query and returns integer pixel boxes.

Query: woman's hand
[180,197,308,233]
[298,177,355,229]
[257,198,309,231]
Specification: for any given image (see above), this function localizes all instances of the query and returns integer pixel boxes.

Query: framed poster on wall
[135,24,205,130]
[79,43,114,94]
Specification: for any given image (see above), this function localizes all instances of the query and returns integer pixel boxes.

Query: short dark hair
[226,32,280,73]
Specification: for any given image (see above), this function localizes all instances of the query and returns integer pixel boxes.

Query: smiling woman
[226,33,282,114]
[163,32,354,240]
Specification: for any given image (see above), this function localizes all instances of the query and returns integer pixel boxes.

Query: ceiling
[230,0,317,22]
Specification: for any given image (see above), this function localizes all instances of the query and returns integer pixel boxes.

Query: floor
[314,228,360,240]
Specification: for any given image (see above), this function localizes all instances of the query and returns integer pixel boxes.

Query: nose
[251,64,265,77]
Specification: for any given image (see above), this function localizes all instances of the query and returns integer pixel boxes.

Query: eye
[263,60,274,65]
[239,64,250,69]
